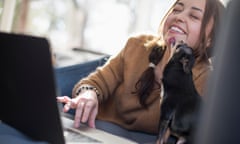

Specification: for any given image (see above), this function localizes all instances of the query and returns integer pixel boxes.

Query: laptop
[0,32,137,144]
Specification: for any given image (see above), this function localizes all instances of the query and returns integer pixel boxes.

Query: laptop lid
[0,32,65,144]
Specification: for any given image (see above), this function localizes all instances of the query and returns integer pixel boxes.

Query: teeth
[170,26,184,33]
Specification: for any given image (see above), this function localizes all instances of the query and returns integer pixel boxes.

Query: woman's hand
[57,90,98,128]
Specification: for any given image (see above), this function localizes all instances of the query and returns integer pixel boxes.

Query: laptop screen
[0,32,65,144]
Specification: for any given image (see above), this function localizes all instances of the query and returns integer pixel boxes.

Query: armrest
[54,55,110,97]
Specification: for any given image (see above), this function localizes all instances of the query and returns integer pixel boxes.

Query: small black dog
[157,43,202,144]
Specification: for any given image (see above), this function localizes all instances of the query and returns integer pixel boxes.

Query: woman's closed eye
[190,14,200,20]
[172,8,182,14]
[189,10,203,21]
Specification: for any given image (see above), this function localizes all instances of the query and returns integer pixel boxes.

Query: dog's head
[162,43,195,88]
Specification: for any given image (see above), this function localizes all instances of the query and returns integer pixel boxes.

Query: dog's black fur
[157,43,202,144]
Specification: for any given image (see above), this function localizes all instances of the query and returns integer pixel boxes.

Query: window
[1,0,176,66]
[0,1,3,23]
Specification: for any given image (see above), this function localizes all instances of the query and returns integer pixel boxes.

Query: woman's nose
[175,12,187,23]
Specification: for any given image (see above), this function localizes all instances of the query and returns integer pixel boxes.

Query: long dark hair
[195,0,225,61]
[134,44,166,107]
[135,0,225,107]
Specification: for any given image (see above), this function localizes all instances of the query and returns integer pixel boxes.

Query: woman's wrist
[75,84,100,98]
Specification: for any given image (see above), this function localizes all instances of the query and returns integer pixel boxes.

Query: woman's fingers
[82,100,98,128]
[63,100,72,112]
[57,91,98,128]
[88,104,98,128]
[57,96,76,112]
[74,101,85,128]
[74,98,98,128]
[56,96,71,103]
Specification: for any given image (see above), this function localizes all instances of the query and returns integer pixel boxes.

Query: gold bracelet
[75,85,100,97]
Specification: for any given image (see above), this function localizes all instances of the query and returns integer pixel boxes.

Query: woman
[57,0,225,143]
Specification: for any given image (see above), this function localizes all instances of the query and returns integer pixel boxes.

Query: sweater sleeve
[72,34,156,102]
[72,38,132,102]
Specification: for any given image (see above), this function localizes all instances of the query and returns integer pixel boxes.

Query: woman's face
[163,0,212,49]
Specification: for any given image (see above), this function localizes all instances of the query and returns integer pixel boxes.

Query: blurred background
[0,0,230,67]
